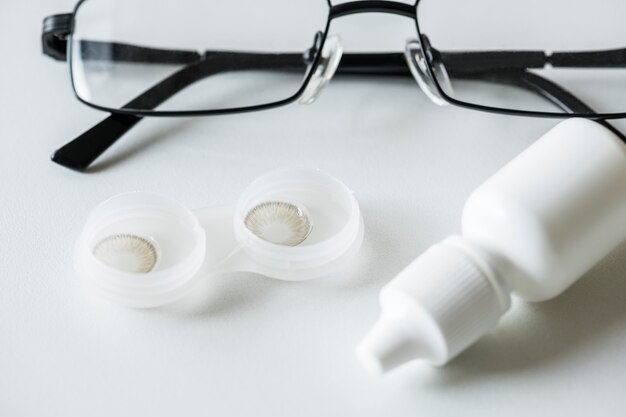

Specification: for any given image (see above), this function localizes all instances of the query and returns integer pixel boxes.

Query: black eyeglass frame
[47,0,626,119]
[42,0,626,172]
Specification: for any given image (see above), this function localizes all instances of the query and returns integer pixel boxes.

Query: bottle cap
[357,237,510,373]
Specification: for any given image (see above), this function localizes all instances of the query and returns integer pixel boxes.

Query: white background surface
[2,1,626,416]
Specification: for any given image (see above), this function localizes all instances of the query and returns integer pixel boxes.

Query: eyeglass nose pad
[404,39,453,106]
[299,35,343,105]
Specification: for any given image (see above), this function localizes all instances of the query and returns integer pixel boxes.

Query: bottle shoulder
[461,193,570,301]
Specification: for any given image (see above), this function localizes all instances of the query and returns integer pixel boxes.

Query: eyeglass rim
[411,1,626,120]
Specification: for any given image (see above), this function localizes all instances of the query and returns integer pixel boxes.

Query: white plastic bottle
[357,119,626,374]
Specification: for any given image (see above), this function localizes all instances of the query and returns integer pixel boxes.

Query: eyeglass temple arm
[45,46,625,171]
[466,70,625,141]
[52,67,620,172]
[52,58,242,171]
[513,72,625,142]
[48,49,429,171]
[44,34,626,73]
[50,47,417,171]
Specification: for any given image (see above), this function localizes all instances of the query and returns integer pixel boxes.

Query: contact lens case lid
[75,168,363,308]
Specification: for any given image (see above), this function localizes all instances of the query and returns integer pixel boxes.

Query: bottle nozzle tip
[356,345,386,375]
[356,314,429,375]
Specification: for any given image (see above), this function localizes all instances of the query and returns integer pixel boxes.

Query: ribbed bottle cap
[358,236,511,373]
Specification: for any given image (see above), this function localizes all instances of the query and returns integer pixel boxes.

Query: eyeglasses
[42,0,626,172]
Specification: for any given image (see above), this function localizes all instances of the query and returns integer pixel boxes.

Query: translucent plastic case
[75,169,364,308]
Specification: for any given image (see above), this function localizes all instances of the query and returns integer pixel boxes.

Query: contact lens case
[75,168,364,308]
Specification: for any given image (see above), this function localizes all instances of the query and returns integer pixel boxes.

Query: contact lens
[244,201,312,246]
[93,234,158,273]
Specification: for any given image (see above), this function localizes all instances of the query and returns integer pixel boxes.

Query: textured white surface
[2,1,626,416]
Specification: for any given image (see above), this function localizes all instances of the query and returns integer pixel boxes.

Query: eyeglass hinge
[42,13,73,61]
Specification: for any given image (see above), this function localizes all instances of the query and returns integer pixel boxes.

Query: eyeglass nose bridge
[328,1,417,20]
[299,1,421,105]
